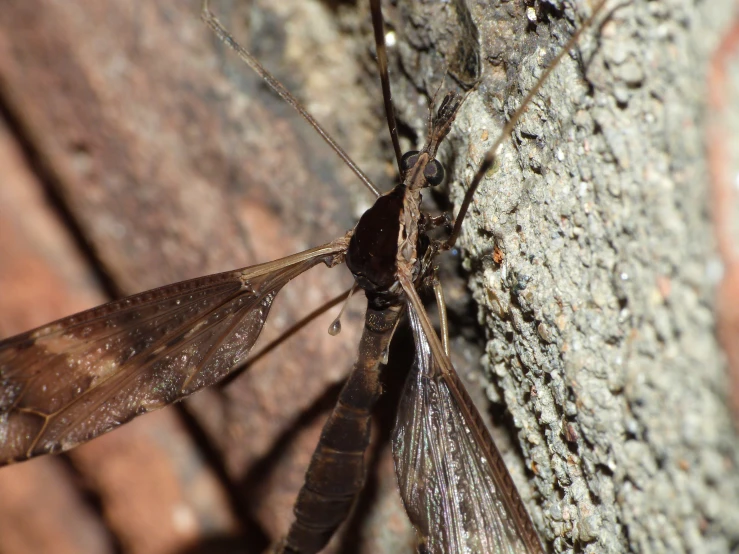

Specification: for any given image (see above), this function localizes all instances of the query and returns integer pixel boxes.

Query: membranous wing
[0,241,346,465]
[392,297,543,554]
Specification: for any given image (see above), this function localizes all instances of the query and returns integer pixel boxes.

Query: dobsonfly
[0,0,609,552]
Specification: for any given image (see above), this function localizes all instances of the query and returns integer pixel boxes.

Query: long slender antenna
[201,0,381,198]
[369,0,404,173]
[445,0,608,249]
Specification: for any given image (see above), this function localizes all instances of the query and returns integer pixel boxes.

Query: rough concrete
[1,0,738,553]
[386,0,739,552]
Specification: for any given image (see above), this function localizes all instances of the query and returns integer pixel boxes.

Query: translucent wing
[392,300,543,554]
[0,242,345,464]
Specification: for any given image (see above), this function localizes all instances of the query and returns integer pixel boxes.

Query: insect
[0,0,609,552]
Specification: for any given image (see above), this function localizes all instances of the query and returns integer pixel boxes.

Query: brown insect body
[281,93,474,553]
[0,0,609,552]
[346,92,460,302]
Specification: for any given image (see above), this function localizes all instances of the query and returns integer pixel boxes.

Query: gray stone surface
[385,0,739,552]
[6,1,734,552]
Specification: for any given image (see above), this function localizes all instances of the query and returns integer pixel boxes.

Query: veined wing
[393,278,544,554]
[0,241,346,465]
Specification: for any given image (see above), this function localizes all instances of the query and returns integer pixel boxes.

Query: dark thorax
[346,92,462,308]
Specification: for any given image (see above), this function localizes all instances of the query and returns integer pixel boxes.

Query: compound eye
[424,159,445,186]
[401,150,420,172]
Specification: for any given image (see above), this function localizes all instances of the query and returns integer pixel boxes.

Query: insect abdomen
[280,304,401,553]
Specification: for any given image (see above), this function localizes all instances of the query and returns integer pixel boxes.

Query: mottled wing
[392,303,542,554]
[0,244,343,464]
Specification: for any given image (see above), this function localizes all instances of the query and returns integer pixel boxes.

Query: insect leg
[218,288,353,389]
[368,0,403,172]
[201,0,380,197]
[431,269,450,357]
[443,0,610,250]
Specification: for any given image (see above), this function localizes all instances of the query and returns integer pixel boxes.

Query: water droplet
[328,318,342,336]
